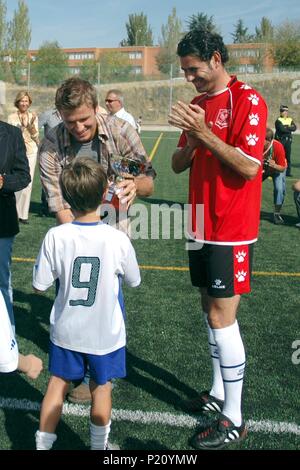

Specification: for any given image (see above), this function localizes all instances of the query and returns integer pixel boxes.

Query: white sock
[204,313,224,401]
[90,420,111,450]
[213,321,245,427]
[35,430,57,450]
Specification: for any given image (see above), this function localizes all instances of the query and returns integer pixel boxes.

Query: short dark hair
[280,105,288,112]
[60,157,107,212]
[177,29,229,64]
[55,77,98,112]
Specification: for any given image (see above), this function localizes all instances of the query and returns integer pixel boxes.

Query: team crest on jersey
[215,108,231,129]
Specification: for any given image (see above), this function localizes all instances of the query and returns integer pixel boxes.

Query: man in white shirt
[105,89,138,131]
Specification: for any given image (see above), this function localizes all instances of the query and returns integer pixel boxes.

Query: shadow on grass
[260,210,299,226]
[13,289,53,353]
[0,374,86,450]
[125,350,198,409]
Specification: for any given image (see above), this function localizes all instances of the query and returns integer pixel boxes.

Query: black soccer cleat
[178,390,224,413]
[190,413,247,450]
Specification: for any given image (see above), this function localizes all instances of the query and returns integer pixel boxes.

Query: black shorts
[188,242,254,297]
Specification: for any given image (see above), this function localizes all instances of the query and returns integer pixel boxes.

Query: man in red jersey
[263,128,287,225]
[168,29,267,450]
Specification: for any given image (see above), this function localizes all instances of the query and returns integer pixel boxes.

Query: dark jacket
[275,116,297,142]
[0,121,31,237]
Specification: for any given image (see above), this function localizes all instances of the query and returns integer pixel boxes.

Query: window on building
[132,66,142,74]
[68,52,95,60]
[229,49,260,58]
[70,67,81,75]
[128,52,142,60]
[238,64,255,73]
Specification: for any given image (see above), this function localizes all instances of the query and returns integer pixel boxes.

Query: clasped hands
[168,101,212,144]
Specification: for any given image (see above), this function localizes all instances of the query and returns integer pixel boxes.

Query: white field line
[0,397,299,436]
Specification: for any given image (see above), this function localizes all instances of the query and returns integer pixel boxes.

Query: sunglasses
[105,99,119,103]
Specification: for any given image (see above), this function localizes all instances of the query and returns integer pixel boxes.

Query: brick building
[27,43,274,79]
[29,45,161,77]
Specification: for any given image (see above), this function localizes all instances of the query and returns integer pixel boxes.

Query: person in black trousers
[292,179,300,228]
[275,105,297,177]
[0,120,31,329]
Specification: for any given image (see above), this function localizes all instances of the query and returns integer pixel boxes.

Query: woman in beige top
[8,91,39,223]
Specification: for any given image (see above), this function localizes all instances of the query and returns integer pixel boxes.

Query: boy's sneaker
[105,441,120,450]
[295,222,300,228]
[273,213,284,225]
[178,390,224,413]
[190,413,247,450]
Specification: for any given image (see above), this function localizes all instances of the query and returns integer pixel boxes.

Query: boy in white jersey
[0,291,43,378]
[33,157,141,450]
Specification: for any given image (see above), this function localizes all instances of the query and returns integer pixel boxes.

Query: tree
[254,17,274,42]
[121,13,153,46]
[0,0,7,55]
[272,20,300,67]
[252,17,274,72]
[0,0,9,81]
[79,59,99,83]
[156,7,183,75]
[98,51,132,83]
[31,41,68,86]
[6,0,31,83]
[231,19,253,43]
[186,12,218,33]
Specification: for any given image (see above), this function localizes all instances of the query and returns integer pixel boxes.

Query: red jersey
[178,77,268,245]
[263,139,287,171]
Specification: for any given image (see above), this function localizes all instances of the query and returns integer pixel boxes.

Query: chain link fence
[1,65,300,125]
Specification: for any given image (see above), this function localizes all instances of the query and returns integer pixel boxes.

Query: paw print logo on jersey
[246,134,259,146]
[248,94,259,105]
[240,84,252,90]
[249,113,259,126]
[236,251,247,263]
[235,270,247,282]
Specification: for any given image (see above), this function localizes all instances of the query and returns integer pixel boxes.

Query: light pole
[97,62,100,102]
[27,59,31,91]
[169,63,173,117]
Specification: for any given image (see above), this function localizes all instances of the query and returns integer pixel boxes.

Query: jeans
[272,170,286,206]
[0,237,15,328]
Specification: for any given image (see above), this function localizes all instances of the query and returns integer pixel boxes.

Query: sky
[5,0,300,50]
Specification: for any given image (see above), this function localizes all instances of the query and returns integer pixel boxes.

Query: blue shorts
[49,341,126,385]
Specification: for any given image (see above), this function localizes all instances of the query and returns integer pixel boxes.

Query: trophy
[102,155,147,209]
